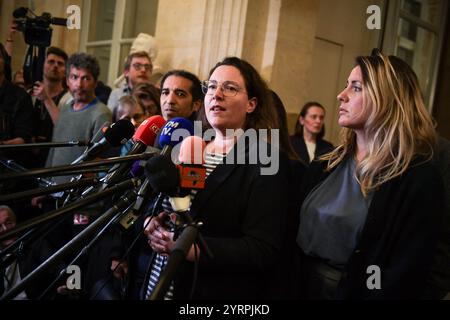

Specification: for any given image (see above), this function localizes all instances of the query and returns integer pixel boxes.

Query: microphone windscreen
[130,160,144,177]
[104,119,135,147]
[178,136,206,164]
[133,115,166,146]
[13,7,28,18]
[145,155,179,194]
[159,117,194,149]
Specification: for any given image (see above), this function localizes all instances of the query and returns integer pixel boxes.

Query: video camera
[12,7,67,85]
[13,7,67,47]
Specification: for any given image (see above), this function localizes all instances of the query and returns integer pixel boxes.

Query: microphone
[177,136,207,190]
[72,119,134,164]
[117,119,196,230]
[101,115,166,187]
[178,135,206,165]
[117,151,180,231]
[149,137,212,300]
[126,117,195,179]
[51,17,68,26]
[0,141,90,150]
[158,117,195,158]
[13,7,28,18]
[169,136,210,258]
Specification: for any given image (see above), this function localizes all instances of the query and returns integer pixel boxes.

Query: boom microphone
[72,119,134,164]
[117,118,196,229]
[101,115,166,187]
[13,7,28,18]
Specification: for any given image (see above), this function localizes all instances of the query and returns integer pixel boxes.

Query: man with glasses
[107,51,153,113]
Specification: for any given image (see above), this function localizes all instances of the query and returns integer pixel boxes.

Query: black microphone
[0,177,98,203]
[72,119,134,164]
[145,155,181,195]
[101,116,166,188]
[0,140,89,150]
[51,17,68,26]
[117,155,180,231]
[13,7,28,18]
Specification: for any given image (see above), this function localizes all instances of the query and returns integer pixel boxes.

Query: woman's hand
[144,212,176,255]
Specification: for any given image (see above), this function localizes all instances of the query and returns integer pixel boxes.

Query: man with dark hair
[159,69,203,121]
[46,52,111,183]
[107,51,153,112]
[31,47,69,168]
[110,69,204,299]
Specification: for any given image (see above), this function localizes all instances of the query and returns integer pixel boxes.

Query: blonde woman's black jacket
[298,156,445,299]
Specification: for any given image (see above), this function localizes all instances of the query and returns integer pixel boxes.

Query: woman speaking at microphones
[143,57,289,300]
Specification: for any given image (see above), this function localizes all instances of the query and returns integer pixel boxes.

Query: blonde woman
[296,50,445,299]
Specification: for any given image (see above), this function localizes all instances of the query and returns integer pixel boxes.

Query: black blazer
[298,157,445,299]
[290,135,334,164]
[171,140,290,299]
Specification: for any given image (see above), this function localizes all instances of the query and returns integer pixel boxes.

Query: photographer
[30,47,68,168]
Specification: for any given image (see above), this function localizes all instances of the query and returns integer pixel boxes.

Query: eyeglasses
[132,63,153,72]
[202,80,246,97]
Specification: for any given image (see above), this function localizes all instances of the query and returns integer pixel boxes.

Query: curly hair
[66,52,100,81]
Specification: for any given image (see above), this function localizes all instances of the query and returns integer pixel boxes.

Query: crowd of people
[0,32,448,300]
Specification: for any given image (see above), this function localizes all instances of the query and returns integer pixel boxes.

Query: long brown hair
[323,50,436,196]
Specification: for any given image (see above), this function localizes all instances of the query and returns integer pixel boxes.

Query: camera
[12,7,67,85]
[13,7,67,47]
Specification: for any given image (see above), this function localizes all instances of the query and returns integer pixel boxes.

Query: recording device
[177,135,206,189]
[158,117,195,158]
[116,119,197,231]
[101,115,166,188]
[12,7,68,84]
[13,7,67,47]
[145,136,207,236]
[72,119,135,164]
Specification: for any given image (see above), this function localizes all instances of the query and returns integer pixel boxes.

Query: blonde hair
[323,50,437,196]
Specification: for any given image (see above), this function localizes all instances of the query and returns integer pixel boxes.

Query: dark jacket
[290,134,334,164]
[298,156,445,299]
[0,238,58,299]
[169,140,289,299]
[0,80,33,143]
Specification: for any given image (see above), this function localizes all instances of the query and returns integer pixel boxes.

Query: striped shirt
[145,152,226,300]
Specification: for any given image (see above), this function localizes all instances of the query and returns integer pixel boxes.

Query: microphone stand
[0,158,54,187]
[0,152,158,182]
[0,178,140,243]
[148,221,203,300]
[0,140,89,150]
[38,196,138,300]
[0,177,98,203]
[0,189,137,301]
